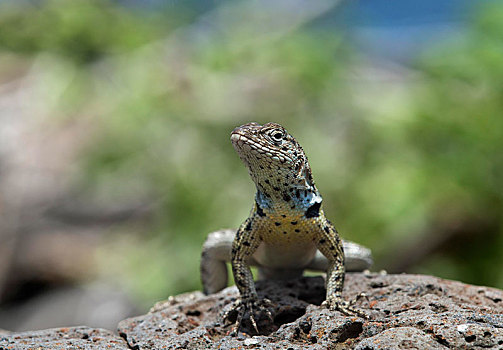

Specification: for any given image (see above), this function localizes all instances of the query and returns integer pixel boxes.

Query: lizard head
[230,122,315,193]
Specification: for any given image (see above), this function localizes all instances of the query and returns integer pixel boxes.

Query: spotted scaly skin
[220,122,366,333]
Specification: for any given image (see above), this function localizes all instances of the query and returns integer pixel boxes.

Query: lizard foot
[322,293,368,319]
[222,297,274,335]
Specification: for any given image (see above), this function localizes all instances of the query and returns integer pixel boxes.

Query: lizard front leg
[222,217,273,334]
[316,218,366,318]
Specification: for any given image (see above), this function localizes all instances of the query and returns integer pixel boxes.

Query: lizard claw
[222,297,274,335]
[322,293,368,319]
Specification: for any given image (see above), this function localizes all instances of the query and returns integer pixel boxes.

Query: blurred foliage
[0,0,189,63]
[0,0,502,307]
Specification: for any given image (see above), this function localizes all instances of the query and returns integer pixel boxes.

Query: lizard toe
[222,297,275,335]
[322,295,368,319]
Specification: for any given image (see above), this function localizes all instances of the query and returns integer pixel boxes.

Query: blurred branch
[383,216,497,274]
[168,0,341,50]
[44,198,153,226]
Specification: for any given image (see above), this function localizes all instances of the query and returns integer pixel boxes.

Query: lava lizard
[200,122,372,332]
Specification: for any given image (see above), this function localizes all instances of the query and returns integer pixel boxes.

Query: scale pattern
[219,122,365,332]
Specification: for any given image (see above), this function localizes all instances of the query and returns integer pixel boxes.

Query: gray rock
[0,326,129,350]
[355,326,448,349]
[116,273,503,349]
[3,273,503,349]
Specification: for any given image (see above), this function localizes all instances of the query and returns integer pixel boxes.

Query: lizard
[200,122,372,333]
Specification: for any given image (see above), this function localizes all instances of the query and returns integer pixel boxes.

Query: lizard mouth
[231,132,292,163]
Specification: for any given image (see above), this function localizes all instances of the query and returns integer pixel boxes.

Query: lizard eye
[271,130,284,142]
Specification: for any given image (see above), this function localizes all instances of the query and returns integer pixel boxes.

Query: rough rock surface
[2,273,503,349]
[117,273,503,349]
[0,326,129,349]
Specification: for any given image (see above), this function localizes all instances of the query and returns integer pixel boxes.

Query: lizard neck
[230,122,324,215]
[253,166,322,213]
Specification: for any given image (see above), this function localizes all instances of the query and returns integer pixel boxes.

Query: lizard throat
[255,179,321,213]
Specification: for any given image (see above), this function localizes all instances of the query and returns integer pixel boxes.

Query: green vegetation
[1,0,502,306]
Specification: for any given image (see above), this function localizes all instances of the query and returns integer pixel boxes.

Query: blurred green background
[0,0,502,331]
